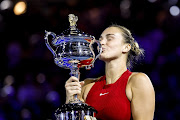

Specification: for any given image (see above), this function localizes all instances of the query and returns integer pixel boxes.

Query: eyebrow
[100,34,115,38]
[106,34,115,37]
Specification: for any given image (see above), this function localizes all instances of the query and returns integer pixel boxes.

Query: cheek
[111,47,122,56]
[109,42,123,53]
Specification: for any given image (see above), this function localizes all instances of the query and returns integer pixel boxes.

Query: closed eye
[99,34,115,41]
[107,36,114,41]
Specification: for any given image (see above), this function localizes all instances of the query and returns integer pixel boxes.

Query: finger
[65,82,81,88]
[66,86,81,91]
[66,76,79,83]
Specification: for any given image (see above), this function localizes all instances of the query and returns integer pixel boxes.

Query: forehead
[101,27,123,36]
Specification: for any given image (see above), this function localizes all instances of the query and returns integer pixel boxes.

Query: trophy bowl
[44,14,102,120]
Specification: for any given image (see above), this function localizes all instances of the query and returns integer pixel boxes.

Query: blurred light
[29,34,41,45]
[120,0,131,19]
[21,109,31,119]
[36,73,46,84]
[147,0,157,3]
[46,91,60,102]
[4,75,14,86]
[120,0,131,9]
[13,1,27,15]
[46,91,61,106]
[168,0,178,5]
[1,85,15,97]
[176,47,180,56]
[0,0,13,10]
[169,6,180,16]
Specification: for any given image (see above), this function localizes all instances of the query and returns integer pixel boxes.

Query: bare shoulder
[128,72,154,90]
[128,72,155,119]
[81,77,102,101]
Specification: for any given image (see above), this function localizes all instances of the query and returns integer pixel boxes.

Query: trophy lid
[60,14,91,37]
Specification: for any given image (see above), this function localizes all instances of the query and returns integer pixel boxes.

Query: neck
[105,58,127,85]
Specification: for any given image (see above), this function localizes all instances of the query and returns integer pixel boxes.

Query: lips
[102,47,105,52]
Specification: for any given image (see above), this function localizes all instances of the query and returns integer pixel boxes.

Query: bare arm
[129,73,155,120]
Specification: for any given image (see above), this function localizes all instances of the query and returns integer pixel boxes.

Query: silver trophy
[44,14,102,120]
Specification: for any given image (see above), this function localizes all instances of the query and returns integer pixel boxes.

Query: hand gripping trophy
[44,14,102,120]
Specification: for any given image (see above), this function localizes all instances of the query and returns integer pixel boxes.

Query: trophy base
[55,102,97,120]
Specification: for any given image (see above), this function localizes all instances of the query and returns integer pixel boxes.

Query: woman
[65,25,155,120]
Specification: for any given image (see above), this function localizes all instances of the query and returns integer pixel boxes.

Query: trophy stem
[69,63,79,78]
[69,63,81,103]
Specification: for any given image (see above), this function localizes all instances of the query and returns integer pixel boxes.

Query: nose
[99,39,105,45]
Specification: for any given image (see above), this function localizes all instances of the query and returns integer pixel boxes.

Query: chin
[99,54,118,62]
[99,54,105,61]
[99,54,110,61]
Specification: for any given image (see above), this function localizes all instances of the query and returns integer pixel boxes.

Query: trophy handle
[85,37,102,70]
[44,30,57,58]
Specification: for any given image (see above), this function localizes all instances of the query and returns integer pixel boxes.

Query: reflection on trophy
[44,14,102,120]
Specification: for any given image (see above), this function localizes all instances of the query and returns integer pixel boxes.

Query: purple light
[1,85,15,97]
[46,91,60,103]
[176,47,180,56]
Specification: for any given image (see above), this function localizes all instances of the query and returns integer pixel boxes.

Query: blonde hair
[109,24,144,69]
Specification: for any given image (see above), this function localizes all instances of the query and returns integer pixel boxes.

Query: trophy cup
[44,14,102,120]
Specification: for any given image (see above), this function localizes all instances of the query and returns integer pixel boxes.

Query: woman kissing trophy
[44,14,102,120]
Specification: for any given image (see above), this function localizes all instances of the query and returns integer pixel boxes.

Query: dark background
[0,0,180,119]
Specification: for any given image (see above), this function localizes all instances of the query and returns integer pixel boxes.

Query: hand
[65,76,84,103]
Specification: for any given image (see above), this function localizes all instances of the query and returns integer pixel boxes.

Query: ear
[122,43,131,53]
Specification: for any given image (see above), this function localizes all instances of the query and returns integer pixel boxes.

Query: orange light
[13,1,27,15]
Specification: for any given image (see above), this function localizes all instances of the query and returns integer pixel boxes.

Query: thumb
[80,81,85,86]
